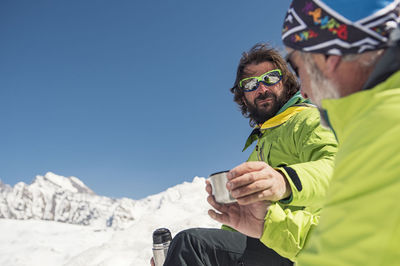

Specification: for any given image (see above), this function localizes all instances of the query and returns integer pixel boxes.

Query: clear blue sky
[0,0,292,199]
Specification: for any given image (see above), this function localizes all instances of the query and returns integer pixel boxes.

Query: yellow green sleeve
[260,203,319,261]
[278,113,337,206]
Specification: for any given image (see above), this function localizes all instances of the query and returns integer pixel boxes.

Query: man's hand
[227,161,291,205]
[206,180,270,238]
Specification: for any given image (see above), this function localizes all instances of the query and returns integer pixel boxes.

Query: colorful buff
[282,0,400,55]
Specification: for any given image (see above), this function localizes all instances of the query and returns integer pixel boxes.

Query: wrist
[277,169,292,200]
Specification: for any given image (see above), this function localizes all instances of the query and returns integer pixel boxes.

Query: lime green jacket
[223,94,337,261]
[297,70,400,265]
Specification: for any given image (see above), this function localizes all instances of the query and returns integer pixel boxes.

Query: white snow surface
[0,173,220,266]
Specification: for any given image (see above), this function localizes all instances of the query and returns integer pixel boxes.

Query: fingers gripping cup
[209,171,237,204]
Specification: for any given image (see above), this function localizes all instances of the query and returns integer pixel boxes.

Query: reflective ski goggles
[239,69,282,92]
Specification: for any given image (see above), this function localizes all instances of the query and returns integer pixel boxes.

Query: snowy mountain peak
[32,172,95,195]
[0,180,11,192]
[0,173,131,229]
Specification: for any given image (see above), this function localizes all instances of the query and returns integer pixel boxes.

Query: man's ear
[325,55,342,73]
[242,96,248,107]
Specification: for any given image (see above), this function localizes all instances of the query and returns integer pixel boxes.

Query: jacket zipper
[256,139,264,161]
[255,143,260,161]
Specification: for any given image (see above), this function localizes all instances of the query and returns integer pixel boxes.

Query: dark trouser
[164,228,293,266]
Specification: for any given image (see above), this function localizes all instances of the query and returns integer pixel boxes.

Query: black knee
[169,228,203,249]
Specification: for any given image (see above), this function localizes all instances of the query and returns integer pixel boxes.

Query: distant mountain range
[0,172,138,229]
[0,173,220,266]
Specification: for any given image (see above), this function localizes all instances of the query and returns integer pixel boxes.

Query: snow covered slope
[0,173,220,266]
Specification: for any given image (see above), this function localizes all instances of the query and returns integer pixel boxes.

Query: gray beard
[305,58,341,129]
[305,56,340,109]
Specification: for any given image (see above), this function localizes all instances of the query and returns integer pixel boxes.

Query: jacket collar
[362,38,400,91]
[242,92,311,151]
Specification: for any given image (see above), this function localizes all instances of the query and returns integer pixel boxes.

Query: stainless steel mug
[152,228,172,266]
[209,170,237,204]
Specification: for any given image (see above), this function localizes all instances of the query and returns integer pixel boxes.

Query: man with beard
[157,43,337,266]
[280,0,400,265]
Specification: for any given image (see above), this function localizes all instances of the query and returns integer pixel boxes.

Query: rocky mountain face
[0,173,137,229]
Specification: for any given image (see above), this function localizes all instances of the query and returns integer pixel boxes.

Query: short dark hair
[230,43,300,125]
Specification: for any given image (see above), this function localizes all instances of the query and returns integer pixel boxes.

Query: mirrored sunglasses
[239,69,282,92]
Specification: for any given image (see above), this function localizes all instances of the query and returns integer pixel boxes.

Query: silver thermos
[152,228,172,266]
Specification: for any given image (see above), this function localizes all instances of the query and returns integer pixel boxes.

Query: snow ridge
[0,172,134,229]
[0,173,219,231]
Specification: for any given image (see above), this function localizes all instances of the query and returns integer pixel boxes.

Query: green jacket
[224,94,337,261]
[297,70,400,266]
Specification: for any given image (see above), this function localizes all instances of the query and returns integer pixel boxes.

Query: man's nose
[256,82,269,93]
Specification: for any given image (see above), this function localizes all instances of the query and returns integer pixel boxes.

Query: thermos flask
[152,228,172,266]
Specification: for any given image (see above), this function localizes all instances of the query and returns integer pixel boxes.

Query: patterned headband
[282,0,400,55]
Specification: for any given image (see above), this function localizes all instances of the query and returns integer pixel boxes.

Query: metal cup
[209,170,237,204]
